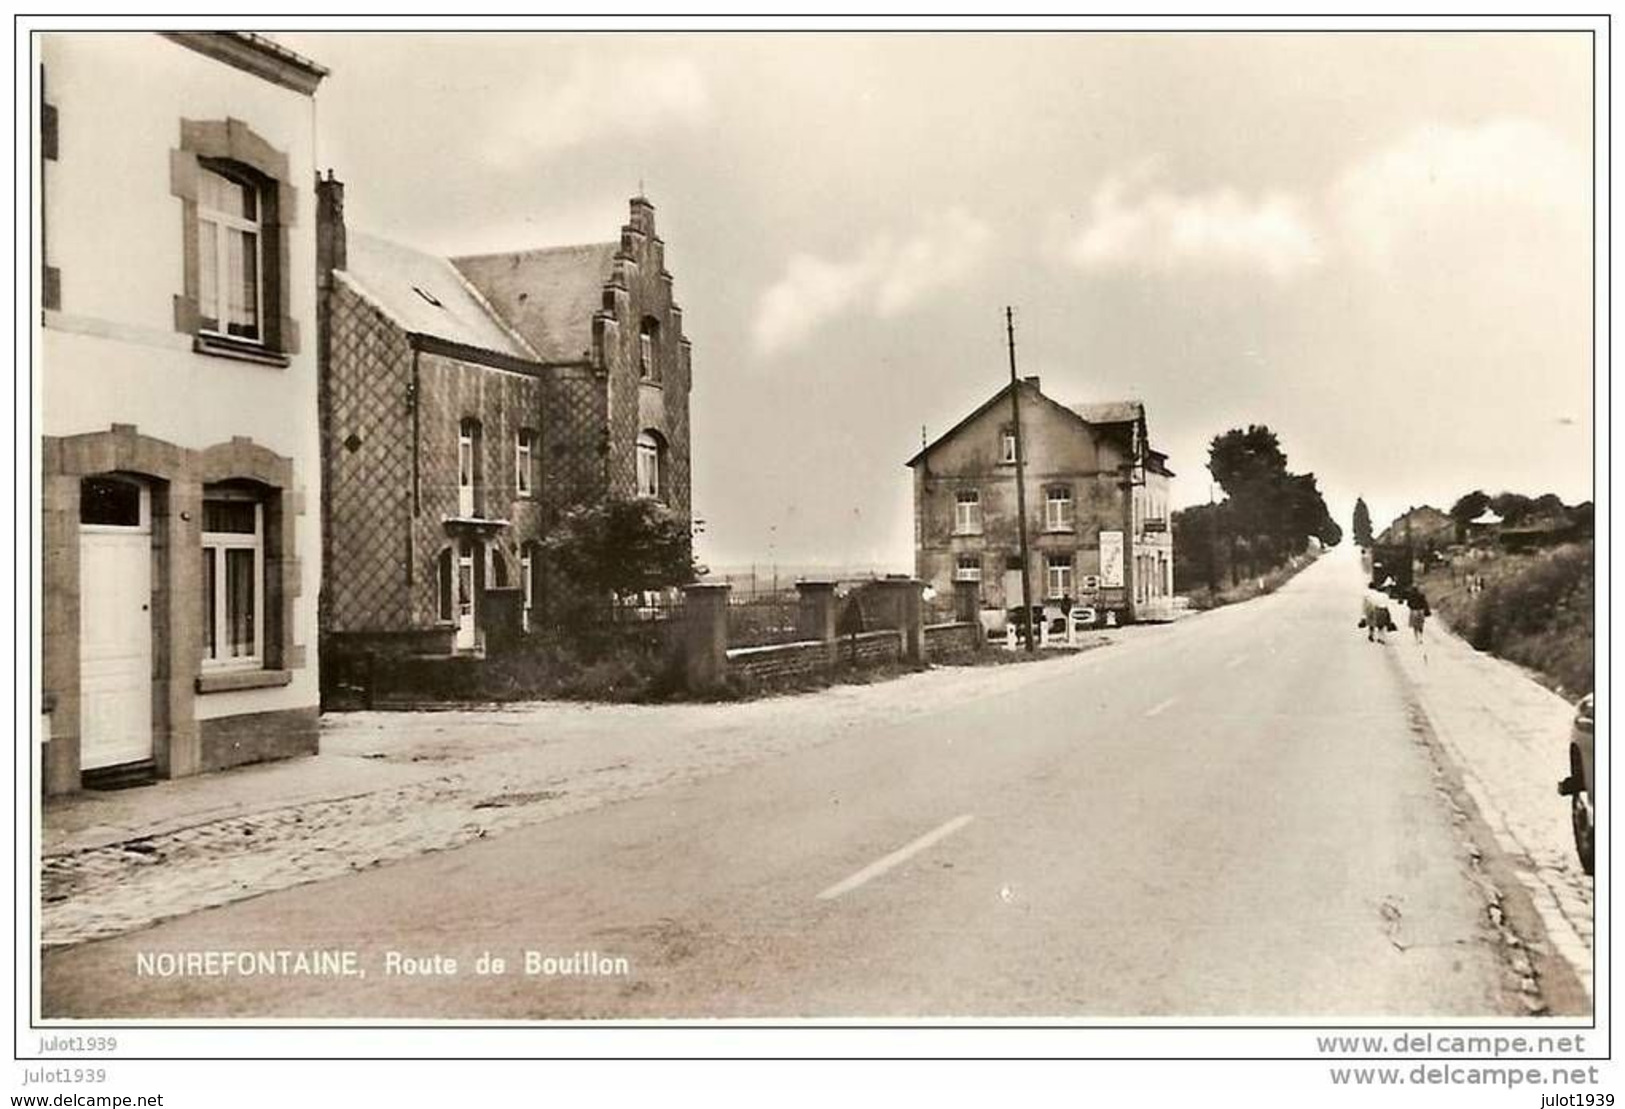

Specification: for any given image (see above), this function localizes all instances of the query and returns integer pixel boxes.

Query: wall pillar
[873,578,925,665]
[681,583,730,693]
[797,580,839,666]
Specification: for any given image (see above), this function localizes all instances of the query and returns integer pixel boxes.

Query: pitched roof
[341,231,536,361]
[906,382,1161,468]
[452,243,619,364]
[1068,400,1145,425]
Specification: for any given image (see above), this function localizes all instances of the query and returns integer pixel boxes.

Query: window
[515,428,535,498]
[1045,486,1074,531]
[201,490,264,668]
[636,430,664,500]
[639,317,660,381]
[436,548,454,622]
[458,418,480,517]
[79,476,145,528]
[196,165,265,343]
[487,545,509,589]
[954,489,982,534]
[1045,554,1074,600]
[955,555,981,582]
[1000,430,1018,464]
[520,543,538,632]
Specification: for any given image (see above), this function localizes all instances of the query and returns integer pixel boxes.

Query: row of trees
[1172,425,1342,591]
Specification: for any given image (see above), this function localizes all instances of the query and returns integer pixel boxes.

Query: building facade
[1378,505,1457,552]
[38,33,328,793]
[907,377,1174,624]
[318,186,693,667]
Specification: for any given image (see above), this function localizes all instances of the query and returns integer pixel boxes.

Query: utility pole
[1006,307,1035,652]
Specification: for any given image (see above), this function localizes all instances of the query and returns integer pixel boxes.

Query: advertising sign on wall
[1099,530,1125,588]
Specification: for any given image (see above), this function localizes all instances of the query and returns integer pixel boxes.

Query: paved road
[43,549,1524,1018]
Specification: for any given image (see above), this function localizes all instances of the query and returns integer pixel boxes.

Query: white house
[38,33,327,794]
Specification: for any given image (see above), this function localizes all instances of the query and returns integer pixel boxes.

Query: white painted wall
[39,32,323,722]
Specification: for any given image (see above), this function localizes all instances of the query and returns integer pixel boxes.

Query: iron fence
[727,595,805,647]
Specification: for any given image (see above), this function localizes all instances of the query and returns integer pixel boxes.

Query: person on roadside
[1407,585,1431,643]
[1362,580,1392,644]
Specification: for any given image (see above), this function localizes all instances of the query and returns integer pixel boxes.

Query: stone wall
[923,621,981,664]
[726,639,831,684]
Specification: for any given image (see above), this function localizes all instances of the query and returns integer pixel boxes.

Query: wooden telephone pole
[1006,307,1035,652]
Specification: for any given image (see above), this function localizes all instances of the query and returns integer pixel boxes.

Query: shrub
[1426,543,1593,698]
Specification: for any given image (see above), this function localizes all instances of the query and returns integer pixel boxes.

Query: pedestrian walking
[1362,582,1393,644]
[1407,585,1430,643]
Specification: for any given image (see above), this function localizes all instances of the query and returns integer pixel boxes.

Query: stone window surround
[41,425,306,795]
[169,118,300,364]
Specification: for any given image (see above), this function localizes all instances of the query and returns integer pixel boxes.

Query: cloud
[1061,171,1323,281]
[492,54,709,159]
[754,208,993,355]
[1058,118,1585,284]
[1331,118,1588,269]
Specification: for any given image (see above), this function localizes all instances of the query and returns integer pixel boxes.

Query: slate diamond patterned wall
[324,280,413,633]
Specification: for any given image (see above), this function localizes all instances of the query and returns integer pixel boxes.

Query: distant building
[317,184,693,667]
[906,377,1174,623]
[39,33,328,793]
[1377,505,1456,551]
[1466,507,1504,545]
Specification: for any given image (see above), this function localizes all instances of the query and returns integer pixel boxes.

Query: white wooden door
[455,538,478,650]
[79,525,153,769]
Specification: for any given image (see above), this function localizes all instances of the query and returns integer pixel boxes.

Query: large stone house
[317,182,693,669]
[907,376,1174,624]
[38,33,328,793]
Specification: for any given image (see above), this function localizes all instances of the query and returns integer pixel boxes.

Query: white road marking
[816,814,975,901]
[1224,654,1249,670]
[1145,696,1177,717]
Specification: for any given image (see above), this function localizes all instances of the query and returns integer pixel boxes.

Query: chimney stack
[316,169,346,279]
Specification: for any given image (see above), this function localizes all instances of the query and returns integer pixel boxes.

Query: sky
[278,30,1596,571]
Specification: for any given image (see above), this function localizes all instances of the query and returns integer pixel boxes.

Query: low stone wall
[726,639,831,684]
[837,628,904,668]
[685,579,955,694]
[923,621,981,664]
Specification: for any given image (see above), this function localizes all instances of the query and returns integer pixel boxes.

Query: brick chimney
[316,169,346,280]
[1023,375,1041,390]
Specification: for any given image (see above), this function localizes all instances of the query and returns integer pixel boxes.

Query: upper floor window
[201,488,264,669]
[1045,486,1074,531]
[458,418,481,517]
[196,165,266,343]
[955,554,981,582]
[1000,429,1018,464]
[636,430,665,500]
[954,489,982,534]
[515,428,535,498]
[639,317,660,381]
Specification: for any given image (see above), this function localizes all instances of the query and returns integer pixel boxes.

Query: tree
[542,496,700,612]
[1208,425,1287,496]
[1490,492,1536,526]
[1449,490,1491,526]
[1352,497,1373,548]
